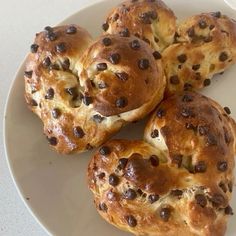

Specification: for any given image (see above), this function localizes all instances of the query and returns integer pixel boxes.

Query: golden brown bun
[24,28,165,154]
[88,92,236,236]
[103,0,176,51]
[163,13,236,96]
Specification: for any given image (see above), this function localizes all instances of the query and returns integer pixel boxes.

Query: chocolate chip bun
[103,0,176,52]
[163,12,236,96]
[24,28,165,154]
[88,92,236,236]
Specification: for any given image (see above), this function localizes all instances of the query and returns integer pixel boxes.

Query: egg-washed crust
[163,12,236,96]
[103,0,177,52]
[24,26,165,154]
[88,92,236,236]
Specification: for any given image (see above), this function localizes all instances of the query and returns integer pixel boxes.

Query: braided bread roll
[103,0,177,52]
[24,26,165,154]
[88,92,236,236]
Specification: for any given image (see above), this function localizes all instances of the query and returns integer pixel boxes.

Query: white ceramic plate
[4,0,236,235]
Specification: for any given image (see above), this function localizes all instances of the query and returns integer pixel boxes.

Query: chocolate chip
[170,75,180,85]
[102,22,109,31]
[160,208,171,222]
[66,25,77,34]
[118,158,128,170]
[83,96,93,106]
[47,137,58,146]
[99,203,108,212]
[56,42,66,53]
[124,189,137,200]
[172,155,183,168]
[217,161,228,172]
[198,126,209,136]
[109,53,121,64]
[206,133,217,146]
[185,123,195,130]
[150,11,158,20]
[130,40,141,50]
[204,36,213,43]
[209,25,215,30]
[149,155,159,167]
[192,64,200,71]
[154,37,159,43]
[30,44,39,53]
[171,190,183,197]
[97,63,107,71]
[116,97,128,108]
[93,114,104,123]
[211,193,225,207]
[42,57,51,68]
[156,108,165,118]
[182,94,193,102]
[46,31,57,41]
[212,11,221,18]
[65,87,78,99]
[142,37,150,44]
[138,59,150,70]
[187,27,195,38]
[115,72,129,81]
[224,107,231,115]
[219,52,228,62]
[98,82,108,89]
[184,83,192,91]
[204,79,211,87]
[44,26,53,32]
[126,215,137,227]
[30,99,38,106]
[195,161,207,173]
[99,146,111,155]
[97,172,105,179]
[139,12,152,24]
[62,58,70,70]
[177,54,187,63]
[24,70,33,78]
[181,107,194,118]
[107,191,117,201]
[113,13,119,21]
[225,205,234,215]
[86,144,93,150]
[199,19,207,29]
[52,108,61,119]
[151,129,159,138]
[73,126,85,138]
[228,182,233,193]
[153,51,162,60]
[102,37,112,46]
[45,88,54,100]
[119,28,130,37]
[195,194,207,207]
[219,182,227,193]
[148,194,159,204]
[109,174,119,186]
[224,127,231,144]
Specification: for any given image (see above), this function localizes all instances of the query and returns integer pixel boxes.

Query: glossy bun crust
[24,27,165,154]
[88,92,236,236]
[163,13,236,96]
[103,0,176,51]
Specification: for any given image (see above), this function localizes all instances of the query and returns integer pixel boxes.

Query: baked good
[163,12,236,96]
[88,92,236,236]
[24,29,165,154]
[103,0,176,52]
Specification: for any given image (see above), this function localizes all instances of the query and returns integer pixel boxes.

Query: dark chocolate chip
[182,94,193,102]
[24,70,33,78]
[138,59,150,70]
[73,126,85,138]
[195,72,201,81]
[118,158,128,170]
[126,215,137,227]
[224,107,231,115]
[217,161,228,172]
[148,194,159,204]
[116,97,128,108]
[98,82,108,89]
[154,37,159,43]
[195,161,207,173]
[199,19,207,29]
[142,37,150,44]
[62,58,70,70]
[109,53,121,64]
[51,108,61,119]
[211,193,225,207]
[219,182,227,193]
[113,13,119,21]
[97,172,105,179]
[93,114,104,123]
[66,25,77,34]
[212,11,221,18]
[107,191,117,201]
[209,25,215,30]
[99,146,111,155]
[30,99,38,106]
[204,79,211,87]
[171,190,183,197]
[130,40,141,50]
[170,75,180,85]
[109,174,119,186]
[187,27,195,38]
[83,96,93,106]
[228,182,233,193]
[225,205,234,215]
[119,28,130,37]
[139,12,152,24]
[115,72,129,81]
[97,63,107,71]
[177,54,187,63]
[42,57,51,68]
[153,51,162,60]
[192,64,200,71]
[44,26,53,32]
[206,133,217,146]
[156,108,165,118]
[160,208,171,222]
[102,37,112,46]
[219,52,228,62]
[204,36,213,43]
[49,63,60,70]
[151,129,159,138]
[99,203,108,212]
[184,83,192,91]
[56,42,66,53]
[198,126,209,136]
[46,31,57,41]
[181,107,194,118]
[149,155,159,167]
[47,137,58,146]
[30,44,39,53]
[186,123,195,130]
[102,22,109,31]
[45,88,54,100]
[65,87,78,99]
[195,194,207,207]
[149,11,158,20]
[124,189,137,200]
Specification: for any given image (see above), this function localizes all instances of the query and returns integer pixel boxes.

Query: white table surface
[0,1,99,235]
